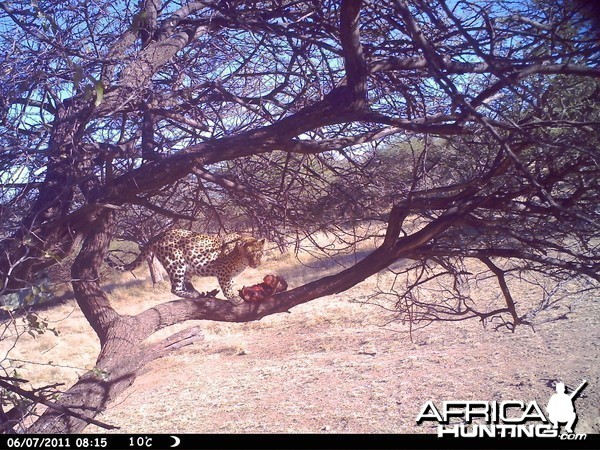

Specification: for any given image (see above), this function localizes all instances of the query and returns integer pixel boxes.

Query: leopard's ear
[258,238,266,247]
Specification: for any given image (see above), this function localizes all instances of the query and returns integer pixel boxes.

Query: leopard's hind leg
[163,260,200,298]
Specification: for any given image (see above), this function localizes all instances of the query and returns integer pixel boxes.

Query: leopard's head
[239,237,265,268]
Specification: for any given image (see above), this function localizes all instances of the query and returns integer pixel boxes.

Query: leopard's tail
[105,243,153,272]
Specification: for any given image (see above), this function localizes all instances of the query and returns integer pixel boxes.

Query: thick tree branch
[370,56,600,78]
[134,200,475,333]
[340,0,368,107]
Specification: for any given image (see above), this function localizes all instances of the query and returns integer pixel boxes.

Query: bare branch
[0,378,119,431]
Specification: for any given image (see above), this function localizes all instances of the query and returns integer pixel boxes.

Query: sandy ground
[2,245,599,435]
[89,279,599,434]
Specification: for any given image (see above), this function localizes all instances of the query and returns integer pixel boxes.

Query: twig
[0,379,119,430]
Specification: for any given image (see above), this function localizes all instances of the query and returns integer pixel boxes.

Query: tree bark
[27,211,173,433]
[0,98,95,291]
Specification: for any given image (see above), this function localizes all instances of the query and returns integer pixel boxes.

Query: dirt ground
[88,279,599,434]
[3,244,599,435]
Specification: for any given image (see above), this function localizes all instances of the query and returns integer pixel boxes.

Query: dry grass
[1,236,599,434]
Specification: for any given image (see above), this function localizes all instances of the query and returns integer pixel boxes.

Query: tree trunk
[0,99,95,291]
[26,315,202,433]
[26,211,201,433]
[26,211,129,433]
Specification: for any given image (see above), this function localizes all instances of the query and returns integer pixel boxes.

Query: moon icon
[170,436,181,447]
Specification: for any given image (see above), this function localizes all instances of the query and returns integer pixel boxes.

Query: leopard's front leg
[217,274,243,304]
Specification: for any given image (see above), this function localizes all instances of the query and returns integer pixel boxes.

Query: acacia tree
[0,0,599,433]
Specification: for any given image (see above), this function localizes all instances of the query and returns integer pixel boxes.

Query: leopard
[106,229,265,301]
